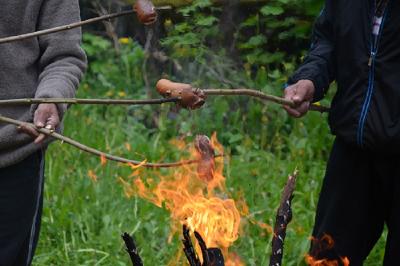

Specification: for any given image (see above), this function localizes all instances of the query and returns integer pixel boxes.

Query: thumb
[34,108,47,128]
[292,86,308,104]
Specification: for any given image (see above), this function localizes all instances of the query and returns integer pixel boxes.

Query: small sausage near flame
[194,135,215,182]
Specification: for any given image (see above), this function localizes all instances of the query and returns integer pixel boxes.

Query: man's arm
[284,2,335,117]
[32,0,87,142]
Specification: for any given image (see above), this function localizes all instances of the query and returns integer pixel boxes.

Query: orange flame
[88,170,98,182]
[306,234,350,266]
[305,255,350,266]
[122,133,244,263]
[100,154,107,166]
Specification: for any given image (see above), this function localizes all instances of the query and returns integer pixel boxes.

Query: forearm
[35,0,87,118]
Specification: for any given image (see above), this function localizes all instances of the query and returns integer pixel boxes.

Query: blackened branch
[182,225,202,266]
[122,232,144,266]
[269,170,299,266]
[194,231,211,265]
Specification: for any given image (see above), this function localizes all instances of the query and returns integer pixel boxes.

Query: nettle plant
[161,0,221,62]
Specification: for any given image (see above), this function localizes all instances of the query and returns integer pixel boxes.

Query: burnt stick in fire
[194,232,225,266]
[122,232,144,266]
[182,225,202,266]
[269,170,298,266]
[194,135,216,182]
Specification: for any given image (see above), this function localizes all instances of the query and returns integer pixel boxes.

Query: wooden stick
[156,79,330,113]
[0,6,171,45]
[269,170,298,266]
[122,233,144,266]
[0,114,214,169]
[0,97,179,106]
[204,89,329,113]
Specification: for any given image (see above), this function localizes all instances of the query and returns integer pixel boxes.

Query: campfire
[119,134,244,265]
[117,134,304,266]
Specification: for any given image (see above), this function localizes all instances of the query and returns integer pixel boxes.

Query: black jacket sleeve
[288,2,335,102]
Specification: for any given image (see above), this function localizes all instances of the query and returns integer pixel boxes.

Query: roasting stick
[156,79,330,113]
[0,114,216,169]
[0,97,180,106]
[0,3,170,45]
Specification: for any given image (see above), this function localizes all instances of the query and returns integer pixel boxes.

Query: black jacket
[289,0,400,152]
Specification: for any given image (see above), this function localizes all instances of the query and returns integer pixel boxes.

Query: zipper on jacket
[357,2,389,146]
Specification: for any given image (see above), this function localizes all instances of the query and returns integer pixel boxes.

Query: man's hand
[19,103,60,144]
[283,80,315,118]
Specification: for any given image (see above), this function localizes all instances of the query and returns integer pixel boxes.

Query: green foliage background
[33,0,386,265]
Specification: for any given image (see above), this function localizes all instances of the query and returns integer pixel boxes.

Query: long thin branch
[0,114,213,169]
[0,97,179,106]
[204,89,329,113]
[0,6,171,45]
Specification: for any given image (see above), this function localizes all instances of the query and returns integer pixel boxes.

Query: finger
[46,115,60,130]
[17,124,40,138]
[283,105,302,118]
[34,133,47,144]
[284,86,296,100]
[292,86,308,104]
[295,101,311,116]
[34,108,48,128]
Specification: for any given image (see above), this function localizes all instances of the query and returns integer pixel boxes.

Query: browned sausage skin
[134,0,157,25]
[156,79,206,109]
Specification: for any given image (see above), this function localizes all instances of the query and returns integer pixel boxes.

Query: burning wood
[195,135,216,182]
[269,170,298,266]
[182,225,225,266]
[122,134,242,264]
[122,232,144,266]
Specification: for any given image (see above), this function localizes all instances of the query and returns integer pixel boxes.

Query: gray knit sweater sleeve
[0,0,87,168]
[35,0,87,118]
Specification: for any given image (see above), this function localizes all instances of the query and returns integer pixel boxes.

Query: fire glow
[306,234,350,266]
[119,133,244,264]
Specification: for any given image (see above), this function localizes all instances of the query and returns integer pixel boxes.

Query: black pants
[310,138,400,266]
[0,151,44,266]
